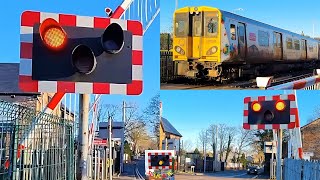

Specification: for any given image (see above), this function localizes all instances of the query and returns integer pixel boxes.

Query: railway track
[160,71,315,90]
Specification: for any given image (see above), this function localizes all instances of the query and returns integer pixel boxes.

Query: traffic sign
[94,139,107,146]
[243,94,298,130]
[19,11,143,95]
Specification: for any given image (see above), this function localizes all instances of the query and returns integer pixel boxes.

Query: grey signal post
[276,129,283,180]
[77,94,90,180]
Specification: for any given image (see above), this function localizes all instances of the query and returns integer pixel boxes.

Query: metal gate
[0,100,74,180]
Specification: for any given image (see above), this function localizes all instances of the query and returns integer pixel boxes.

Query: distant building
[301,118,320,160]
[159,117,182,152]
[0,63,74,119]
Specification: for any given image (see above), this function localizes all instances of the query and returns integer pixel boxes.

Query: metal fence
[283,158,320,180]
[160,50,177,83]
[0,100,74,180]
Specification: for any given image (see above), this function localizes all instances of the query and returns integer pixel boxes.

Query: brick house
[301,118,320,160]
[159,117,182,151]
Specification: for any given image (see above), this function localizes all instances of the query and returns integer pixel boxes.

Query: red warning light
[39,18,67,50]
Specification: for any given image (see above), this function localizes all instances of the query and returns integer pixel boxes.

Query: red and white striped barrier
[267,75,320,90]
[110,0,134,19]
[243,94,298,130]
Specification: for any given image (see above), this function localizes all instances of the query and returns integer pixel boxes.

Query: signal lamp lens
[39,18,67,50]
[159,160,164,165]
[264,110,274,122]
[72,45,97,75]
[275,100,286,111]
[101,23,124,54]
[252,102,262,112]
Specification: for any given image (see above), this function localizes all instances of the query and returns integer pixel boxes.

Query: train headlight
[174,46,185,55]
[206,46,218,55]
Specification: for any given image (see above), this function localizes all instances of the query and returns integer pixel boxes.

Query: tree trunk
[225,135,232,162]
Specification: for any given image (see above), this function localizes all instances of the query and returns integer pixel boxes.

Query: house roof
[161,117,182,137]
[0,63,39,95]
[301,118,320,130]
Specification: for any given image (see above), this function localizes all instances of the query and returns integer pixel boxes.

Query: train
[172,6,320,81]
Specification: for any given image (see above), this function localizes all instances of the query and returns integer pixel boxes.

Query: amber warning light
[251,101,262,112]
[39,18,67,50]
[275,100,286,111]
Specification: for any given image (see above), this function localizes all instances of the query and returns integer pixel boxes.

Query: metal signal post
[109,117,113,180]
[77,94,90,180]
[276,129,283,180]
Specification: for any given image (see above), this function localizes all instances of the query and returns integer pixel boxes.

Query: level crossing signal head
[19,11,143,95]
[243,94,298,130]
[150,155,170,167]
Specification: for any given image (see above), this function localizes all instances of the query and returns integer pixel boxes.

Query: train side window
[286,38,293,49]
[294,39,300,50]
[230,24,236,40]
[258,30,269,47]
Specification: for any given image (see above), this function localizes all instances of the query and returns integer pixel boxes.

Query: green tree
[194,148,200,154]
[239,153,247,168]
[160,33,173,50]
[124,141,133,159]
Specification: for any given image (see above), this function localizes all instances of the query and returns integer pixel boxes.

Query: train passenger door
[273,32,283,60]
[301,39,307,60]
[237,23,246,58]
[191,12,202,58]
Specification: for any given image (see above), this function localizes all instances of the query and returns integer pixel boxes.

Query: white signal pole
[276,129,283,180]
[175,0,178,10]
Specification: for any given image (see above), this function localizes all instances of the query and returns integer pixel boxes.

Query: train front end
[173,6,222,79]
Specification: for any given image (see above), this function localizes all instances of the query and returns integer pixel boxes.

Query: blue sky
[161,0,320,37]
[161,90,320,147]
[1,0,159,113]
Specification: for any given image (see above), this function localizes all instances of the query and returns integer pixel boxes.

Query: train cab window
[230,24,236,40]
[286,38,293,49]
[204,12,219,37]
[174,13,189,37]
[294,39,300,50]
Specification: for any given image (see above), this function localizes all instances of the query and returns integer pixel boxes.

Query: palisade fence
[283,158,320,180]
[0,100,74,180]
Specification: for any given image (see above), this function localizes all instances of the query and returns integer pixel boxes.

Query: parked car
[247,165,260,175]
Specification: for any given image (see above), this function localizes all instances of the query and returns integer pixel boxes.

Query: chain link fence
[0,100,74,180]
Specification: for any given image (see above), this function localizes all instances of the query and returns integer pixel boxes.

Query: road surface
[175,170,269,180]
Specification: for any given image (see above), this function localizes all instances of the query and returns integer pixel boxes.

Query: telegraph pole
[109,116,113,180]
[204,130,207,173]
[76,94,90,180]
